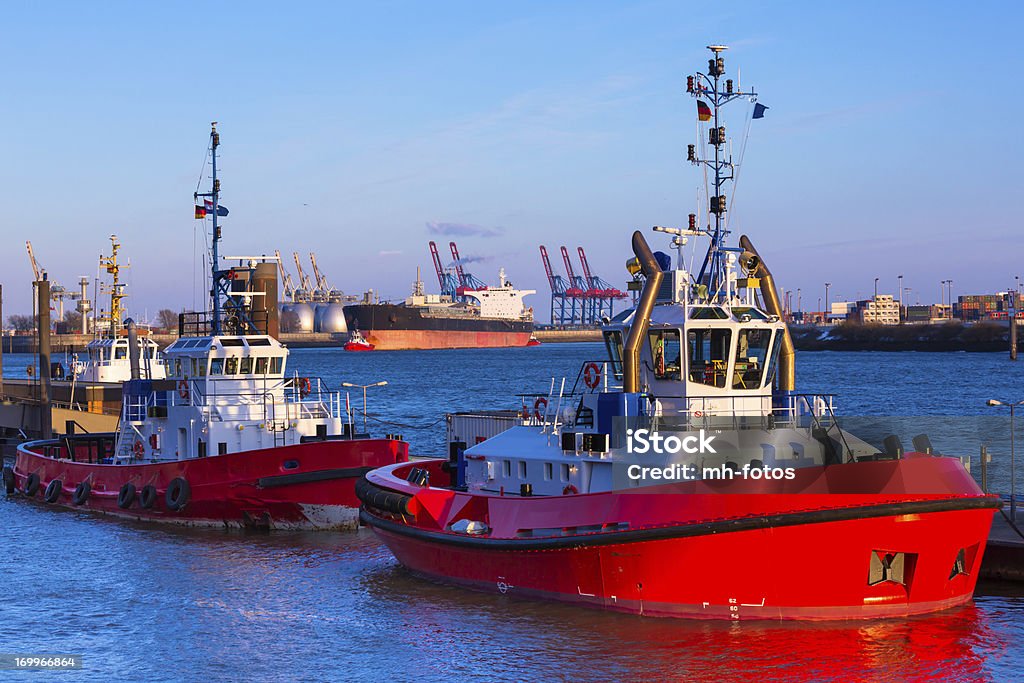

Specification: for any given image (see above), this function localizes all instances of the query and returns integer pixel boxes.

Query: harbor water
[2,345,1024,681]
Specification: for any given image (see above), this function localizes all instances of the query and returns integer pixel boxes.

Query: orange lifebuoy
[133,440,145,458]
[534,397,548,420]
[177,379,190,401]
[562,484,579,495]
[299,377,312,397]
[583,362,601,389]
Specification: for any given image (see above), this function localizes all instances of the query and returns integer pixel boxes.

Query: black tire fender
[139,484,157,509]
[44,479,62,503]
[25,473,40,497]
[72,481,91,505]
[117,483,137,509]
[165,477,191,511]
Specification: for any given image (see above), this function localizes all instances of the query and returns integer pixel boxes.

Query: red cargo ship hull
[360,457,999,619]
[363,329,532,350]
[15,436,408,530]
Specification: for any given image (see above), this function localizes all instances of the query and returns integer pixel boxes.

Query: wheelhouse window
[732,329,773,389]
[209,358,224,375]
[225,357,239,375]
[688,328,732,388]
[174,359,182,376]
[269,357,283,375]
[765,334,784,388]
[240,357,253,374]
[603,331,624,380]
[255,357,269,374]
[648,329,682,381]
[115,345,127,360]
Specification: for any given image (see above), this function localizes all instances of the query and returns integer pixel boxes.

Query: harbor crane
[274,250,296,302]
[292,251,313,301]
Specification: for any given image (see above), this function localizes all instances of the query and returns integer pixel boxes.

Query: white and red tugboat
[358,47,998,619]
[344,329,375,352]
[6,124,407,530]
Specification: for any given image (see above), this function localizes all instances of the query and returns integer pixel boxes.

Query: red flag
[194,205,207,219]
[697,100,712,122]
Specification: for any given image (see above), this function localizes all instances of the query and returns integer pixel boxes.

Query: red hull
[14,437,407,530]
[360,457,998,619]
[364,330,532,350]
[344,342,375,352]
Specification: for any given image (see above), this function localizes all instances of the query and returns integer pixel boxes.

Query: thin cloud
[426,221,503,238]
[378,250,402,256]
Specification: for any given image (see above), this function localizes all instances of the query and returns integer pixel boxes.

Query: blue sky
[2,1,1021,320]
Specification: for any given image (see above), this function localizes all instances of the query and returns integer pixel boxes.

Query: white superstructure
[113,334,347,463]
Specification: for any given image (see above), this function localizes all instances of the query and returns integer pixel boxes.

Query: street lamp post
[874,277,879,300]
[342,380,388,433]
[825,282,831,325]
[988,398,1024,520]
[898,274,904,321]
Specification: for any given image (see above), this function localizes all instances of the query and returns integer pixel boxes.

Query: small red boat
[526,335,541,347]
[5,123,407,530]
[344,329,375,352]
[358,49,998,619]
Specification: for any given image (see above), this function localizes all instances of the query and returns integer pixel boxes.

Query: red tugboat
[344,329,375,352]
[358,47,999,619]
[5,124,407,530]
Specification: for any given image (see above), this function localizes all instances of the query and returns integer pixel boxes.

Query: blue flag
[752,103,768,119]
[204,199,230,216]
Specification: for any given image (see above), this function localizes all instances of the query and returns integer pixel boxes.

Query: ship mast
[687,45,758,297]
[99,235,125,336]
[195,122,224,335]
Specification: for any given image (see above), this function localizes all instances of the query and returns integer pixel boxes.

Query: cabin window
[255,357,268,374]
[209,358,224,375]
[114,345,127,360]
[503,460,511,477]
[765,335,784,388]
[518,461,527,479]
[225,357,239,375]
[688,328,732,388]
[239,357,253,374]
[269,357,283,375]
[648,329,682,381]
[197,358,206,377]
[174,359,182,376]
[690,306,729,320]
[560,463,570,482]
[732,329,773,389]
[544,462,553,480]
[603,330,624,380]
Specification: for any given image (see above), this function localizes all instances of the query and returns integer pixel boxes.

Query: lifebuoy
[299,377,312,397]
[3,466,14,495]
[178,379,190,401]
[583,362,601,389]
[166,477,191,511]
[72,481,91,505]
[534,397,548,420]
[44,479,62,503]
[139,485,157,509]
[25,473,40,497]
[562,484,579,495]
[133,440,145,458]
[117,483,136,509]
